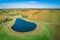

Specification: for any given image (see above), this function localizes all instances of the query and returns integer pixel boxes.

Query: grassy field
[0,9,60,40]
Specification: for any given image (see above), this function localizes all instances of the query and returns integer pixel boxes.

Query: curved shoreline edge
[8,16,41,34]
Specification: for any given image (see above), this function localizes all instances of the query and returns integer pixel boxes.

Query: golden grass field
[0,9,60,40]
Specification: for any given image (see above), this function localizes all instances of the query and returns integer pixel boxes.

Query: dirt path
[29,10,49,21]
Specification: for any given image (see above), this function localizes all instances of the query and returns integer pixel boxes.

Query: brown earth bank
[0,9,60,40]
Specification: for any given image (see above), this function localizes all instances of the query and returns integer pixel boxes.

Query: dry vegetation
[0,9,60,24]
[0,9,60,40]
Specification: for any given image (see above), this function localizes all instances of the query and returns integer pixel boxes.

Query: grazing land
[0,9,60,40]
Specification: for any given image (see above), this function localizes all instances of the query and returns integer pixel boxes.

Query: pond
[11,18,37,32]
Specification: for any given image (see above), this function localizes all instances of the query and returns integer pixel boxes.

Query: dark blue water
[11,18,37,32]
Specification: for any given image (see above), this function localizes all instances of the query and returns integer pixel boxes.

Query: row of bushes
[0,17,12,24]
